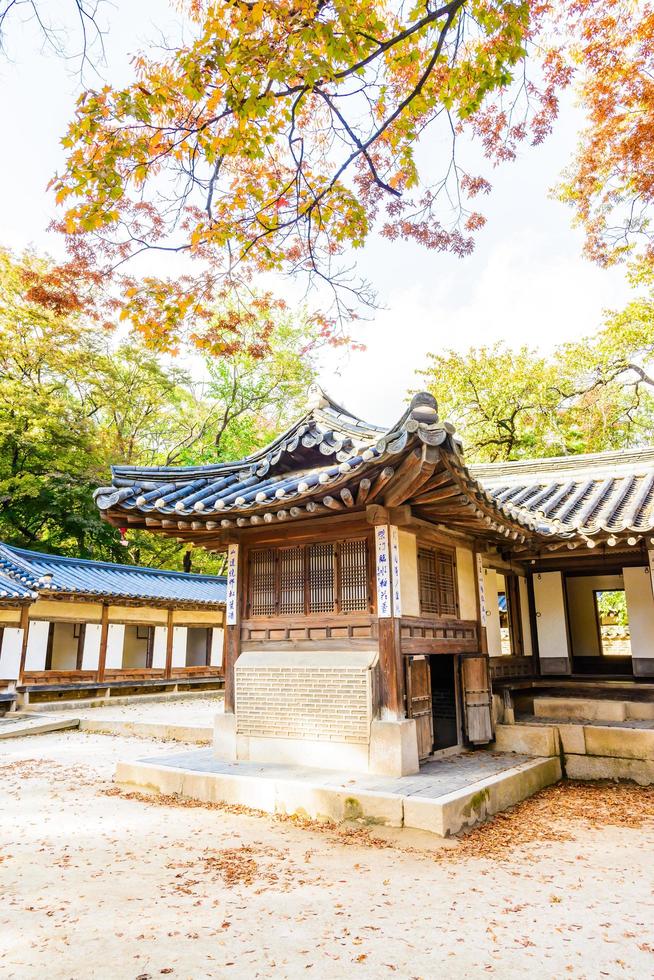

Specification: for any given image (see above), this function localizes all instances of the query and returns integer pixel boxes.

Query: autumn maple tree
[45,0,654,350]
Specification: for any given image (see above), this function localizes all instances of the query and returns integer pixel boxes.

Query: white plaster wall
[483,568,502,658]
[518,576,533,657]
[185,627,208,667]
[24,620,50,671]
[565,574,624,658]
[456,547,477,621]
[532,572,569,662]
[624,566,654,662]
[104,623,125,670]
[121,625,150,668]
[81,623,102,671]
[50,622,79,670]
[211,627,224,668]
[398,530,420,616]
[171,626,187,668]
[0,627,23,679]
[151,626,168,669]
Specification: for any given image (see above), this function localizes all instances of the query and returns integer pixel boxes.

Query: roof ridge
[471,445,654,480]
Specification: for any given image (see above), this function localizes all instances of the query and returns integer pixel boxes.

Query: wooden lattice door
[406,656,433,760]
[460,654,493,744]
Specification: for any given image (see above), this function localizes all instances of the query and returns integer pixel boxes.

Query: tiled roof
[95,386,557,547]
[0,571,37,600]
[0,543,226,606]
[472,448,654,539]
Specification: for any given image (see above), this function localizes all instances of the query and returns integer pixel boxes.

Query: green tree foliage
[420,300,654,461]
[0,249,317,570]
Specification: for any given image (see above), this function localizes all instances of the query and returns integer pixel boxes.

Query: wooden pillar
[17,604,31,684]
[224,541,241,714]
[372,522,406,720]
[164,608,174,679]
[96,605,109,682]
[377,617,405,719]
[473,549,489,655]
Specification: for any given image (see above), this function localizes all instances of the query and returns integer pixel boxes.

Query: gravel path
[1,728,654,978]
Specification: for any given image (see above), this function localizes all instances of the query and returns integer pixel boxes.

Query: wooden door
[406,656,433,760]
[460,654,493,744]
[506,574,524,656]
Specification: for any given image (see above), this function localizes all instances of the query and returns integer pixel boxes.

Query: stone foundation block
[115,760,185,796]
[214,711,237,761]
[583,725,654,761]
[368,719,419,777]
[492,723,558,757]
[533,697,627,722]
[403,757,562,837]
[565,754,654,786]
[273,781,403,827]
[625,702,654,721]
[557,723,586,755]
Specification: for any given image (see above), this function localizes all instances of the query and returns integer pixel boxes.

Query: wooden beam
[340,487,354,507]
[356,479,371,506]
[384,445,438,507]
[369,466,394,501]
[323,496,344,510]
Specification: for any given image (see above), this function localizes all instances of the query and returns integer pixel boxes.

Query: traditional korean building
[0,543,226,703]
[94,386,654,775]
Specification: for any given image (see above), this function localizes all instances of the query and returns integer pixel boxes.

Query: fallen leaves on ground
[101,779,654,864]
[447,781,654,861]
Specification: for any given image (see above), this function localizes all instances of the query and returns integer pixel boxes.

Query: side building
[93,386,654,775]
[0,543,225,704]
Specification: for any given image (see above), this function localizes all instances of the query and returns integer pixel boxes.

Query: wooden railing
[488,656,535,680]
[241,613,377,645]
[399,616,479,655]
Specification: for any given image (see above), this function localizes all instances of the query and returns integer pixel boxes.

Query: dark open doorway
[430,655,459,751]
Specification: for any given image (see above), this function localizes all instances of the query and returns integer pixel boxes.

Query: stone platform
[494,717,654,785]
[115,748,560,837]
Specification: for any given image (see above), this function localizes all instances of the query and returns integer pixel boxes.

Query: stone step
[533,696,654,723]
[493,721,654,785]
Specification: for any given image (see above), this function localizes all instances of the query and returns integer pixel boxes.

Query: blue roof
[0,543,226,606]
[0,571,37,600]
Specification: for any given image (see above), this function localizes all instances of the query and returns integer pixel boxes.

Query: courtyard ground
[1,723,654,979]
[55,694,225,727]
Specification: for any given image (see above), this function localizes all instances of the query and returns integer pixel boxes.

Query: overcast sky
[0,0,634,425]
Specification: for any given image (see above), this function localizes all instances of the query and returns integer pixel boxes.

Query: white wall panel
[0,627,23,679]
[24,620,50,671]
[104,623,125,670]
[81,623,102,671]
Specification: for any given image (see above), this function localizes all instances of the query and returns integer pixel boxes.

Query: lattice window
[279,546,305,615]
[340,538,369,612]
[308,542,335,613]
[418,546,458,617]
[436,551,457,616]
[248,548,277,616]
[246,538,371,617]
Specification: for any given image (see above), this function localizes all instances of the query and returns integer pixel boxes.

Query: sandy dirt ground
[1,729,654,980]
[55,695,224,727]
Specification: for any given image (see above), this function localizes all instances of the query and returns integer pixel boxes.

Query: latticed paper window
[418,547,458,617]
[278,546,305,615]
[308,542,335,613]
[248,548,277,616]
[340,538,369,612]
[436,551,458,615]
[245,538,371,617]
